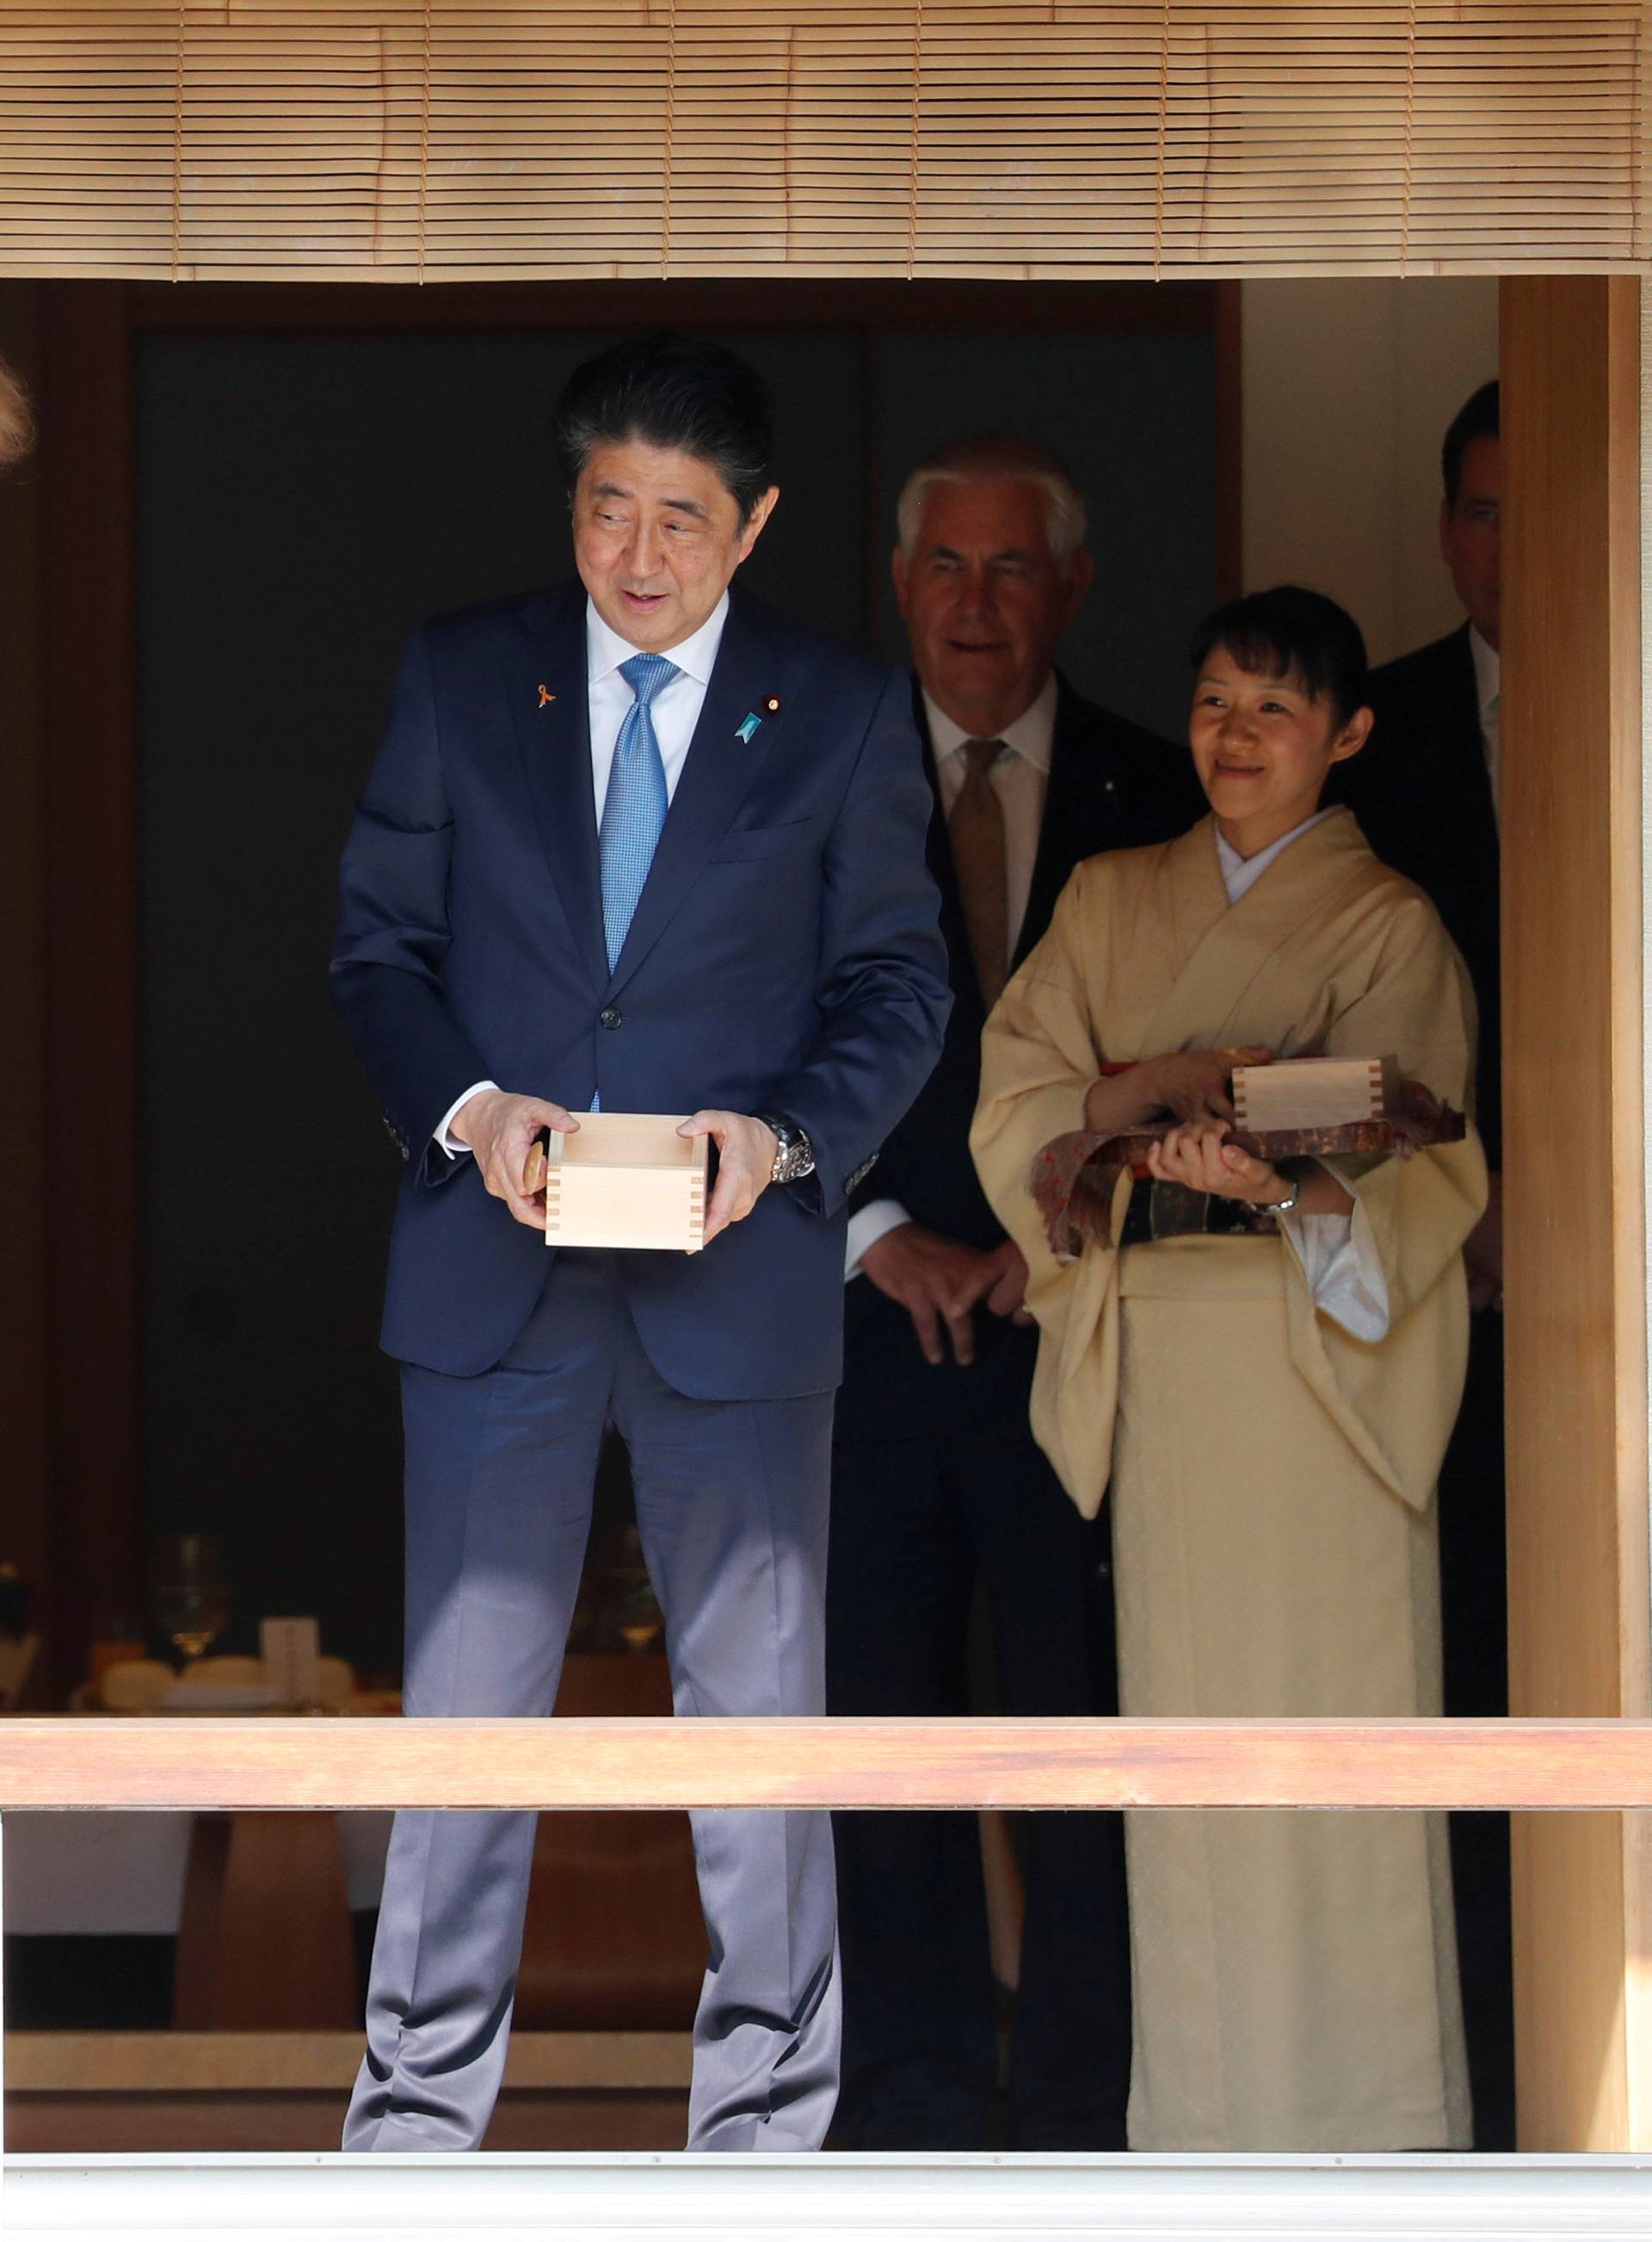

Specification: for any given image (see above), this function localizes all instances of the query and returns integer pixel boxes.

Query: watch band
[755,1112,816,1186]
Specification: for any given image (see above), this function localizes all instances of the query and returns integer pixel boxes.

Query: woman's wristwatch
[1256,1171,1301,1216]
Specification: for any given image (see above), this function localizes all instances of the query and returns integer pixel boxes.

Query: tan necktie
[950,737,1009,1007]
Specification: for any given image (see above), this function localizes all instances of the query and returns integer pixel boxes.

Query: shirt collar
[586,589,730,688]
[1213,805,1339,900]
[1469,625,1500,722]
[922,671,1057,775]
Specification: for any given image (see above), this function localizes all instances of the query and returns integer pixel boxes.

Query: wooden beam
[124,278,1220,337]
[1501,274,1650,2152]
[3,1717,1652,1814]
[4,2030,692,2095]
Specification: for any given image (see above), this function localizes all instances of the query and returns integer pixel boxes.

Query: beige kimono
[971,810,1486,2153]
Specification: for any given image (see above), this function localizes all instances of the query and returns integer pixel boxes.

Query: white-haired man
[826,433,1202,2150]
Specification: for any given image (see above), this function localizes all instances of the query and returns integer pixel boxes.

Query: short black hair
[1189,585,1370,727]
[1442,379,1499,507]
[552,334,774,521]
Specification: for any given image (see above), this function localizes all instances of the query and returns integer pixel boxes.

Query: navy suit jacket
[331,579,952,1397]
[1329,624,1501,1164]
[835,675,1205,1443]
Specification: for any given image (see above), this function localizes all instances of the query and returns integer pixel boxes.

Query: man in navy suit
[827,434,1202,2149]
[331,335,950,2153]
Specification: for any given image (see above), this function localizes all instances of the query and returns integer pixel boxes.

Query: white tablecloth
[3,1812,394,1934]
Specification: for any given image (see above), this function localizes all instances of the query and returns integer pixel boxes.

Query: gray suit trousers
[342,1250,840,2152]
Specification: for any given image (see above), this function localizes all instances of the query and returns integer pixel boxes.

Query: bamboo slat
[0,0,1641,282]
[3,1717,1652,1813]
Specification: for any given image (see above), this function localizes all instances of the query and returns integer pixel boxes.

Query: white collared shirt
[845,674,1057,1280]
[1469,625,1501,819]
[434,592,731,1157]
[585,590,729,823]
[1213,806,1336,905]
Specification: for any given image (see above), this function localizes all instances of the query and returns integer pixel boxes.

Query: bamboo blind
[0,1,1645,282]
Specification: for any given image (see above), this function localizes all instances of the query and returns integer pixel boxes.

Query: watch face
[760,1116,813,1185]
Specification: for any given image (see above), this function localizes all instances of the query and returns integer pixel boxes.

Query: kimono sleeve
[971,859,1110,1287]
[1281,886,1489,1511]
[1322,889,1488,1332]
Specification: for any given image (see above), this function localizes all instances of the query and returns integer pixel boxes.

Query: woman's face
[1189,649,1371,857]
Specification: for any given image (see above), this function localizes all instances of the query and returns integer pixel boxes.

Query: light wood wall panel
[1501,273,1650,2153]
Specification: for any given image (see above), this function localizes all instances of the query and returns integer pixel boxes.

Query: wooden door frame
[10,273,1651,2154]
[1501,273,1650,2151]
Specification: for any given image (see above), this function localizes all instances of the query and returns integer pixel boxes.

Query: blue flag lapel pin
[737,693,782,744]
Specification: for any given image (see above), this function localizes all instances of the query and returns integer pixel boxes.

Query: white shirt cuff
[1278,1194,1390,1343]
[845,1198,913,1282]
[434,1080,499,1160]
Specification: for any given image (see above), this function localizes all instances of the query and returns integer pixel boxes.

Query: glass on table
[152,1533,231,1670]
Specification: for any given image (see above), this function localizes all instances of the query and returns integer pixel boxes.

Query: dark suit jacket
[1331,624,1501,1164]
[835,675,1205,1442]
[331,580,952,1397]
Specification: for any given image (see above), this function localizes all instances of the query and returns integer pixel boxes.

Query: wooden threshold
[4,2031,691,2095]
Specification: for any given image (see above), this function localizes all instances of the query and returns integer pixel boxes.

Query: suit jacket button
[600,1006,622,1031]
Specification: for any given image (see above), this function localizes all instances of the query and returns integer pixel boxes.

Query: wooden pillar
[1501,274,1651,2150]
[33,281,145,1692]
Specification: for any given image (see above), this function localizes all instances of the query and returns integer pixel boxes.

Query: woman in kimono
[971,587,1483,2152]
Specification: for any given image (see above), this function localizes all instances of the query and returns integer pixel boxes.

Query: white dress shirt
[1214,810,1389,1341]
[844,677,1057,1279]
[433,592,731,1158]
[1469,624,1501,819]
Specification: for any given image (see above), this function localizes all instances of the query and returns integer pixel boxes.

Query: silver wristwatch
[755,1112,816,1186]
[1258,1174,1301,1216]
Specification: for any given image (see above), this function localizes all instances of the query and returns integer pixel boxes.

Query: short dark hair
[1189,585,1370,727]
[552,334,774,521]
[1442,379,1499,507]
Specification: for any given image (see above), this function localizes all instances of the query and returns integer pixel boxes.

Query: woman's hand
[1137,1045,1273,1126]
[1147,1119,1284,1204]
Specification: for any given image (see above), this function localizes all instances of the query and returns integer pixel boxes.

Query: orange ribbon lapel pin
[538,685,556,708]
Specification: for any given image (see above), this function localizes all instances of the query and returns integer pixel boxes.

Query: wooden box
[1231,1055,1396,1133]
[540,1112,707,1254]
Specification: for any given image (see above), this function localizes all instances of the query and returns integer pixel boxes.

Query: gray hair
[896,432,1087,569]
[0,354,34,471]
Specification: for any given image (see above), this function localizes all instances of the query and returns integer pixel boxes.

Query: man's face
[1439,433,1501,651]
[893,476,1093,732]
[573,440,778,651]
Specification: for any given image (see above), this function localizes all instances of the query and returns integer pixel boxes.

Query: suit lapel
[603,591,780,1000]
[1442,626,1499,839]
[506,585,609,999]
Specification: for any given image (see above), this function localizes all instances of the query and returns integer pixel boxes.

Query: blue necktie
[600,652,679,971]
